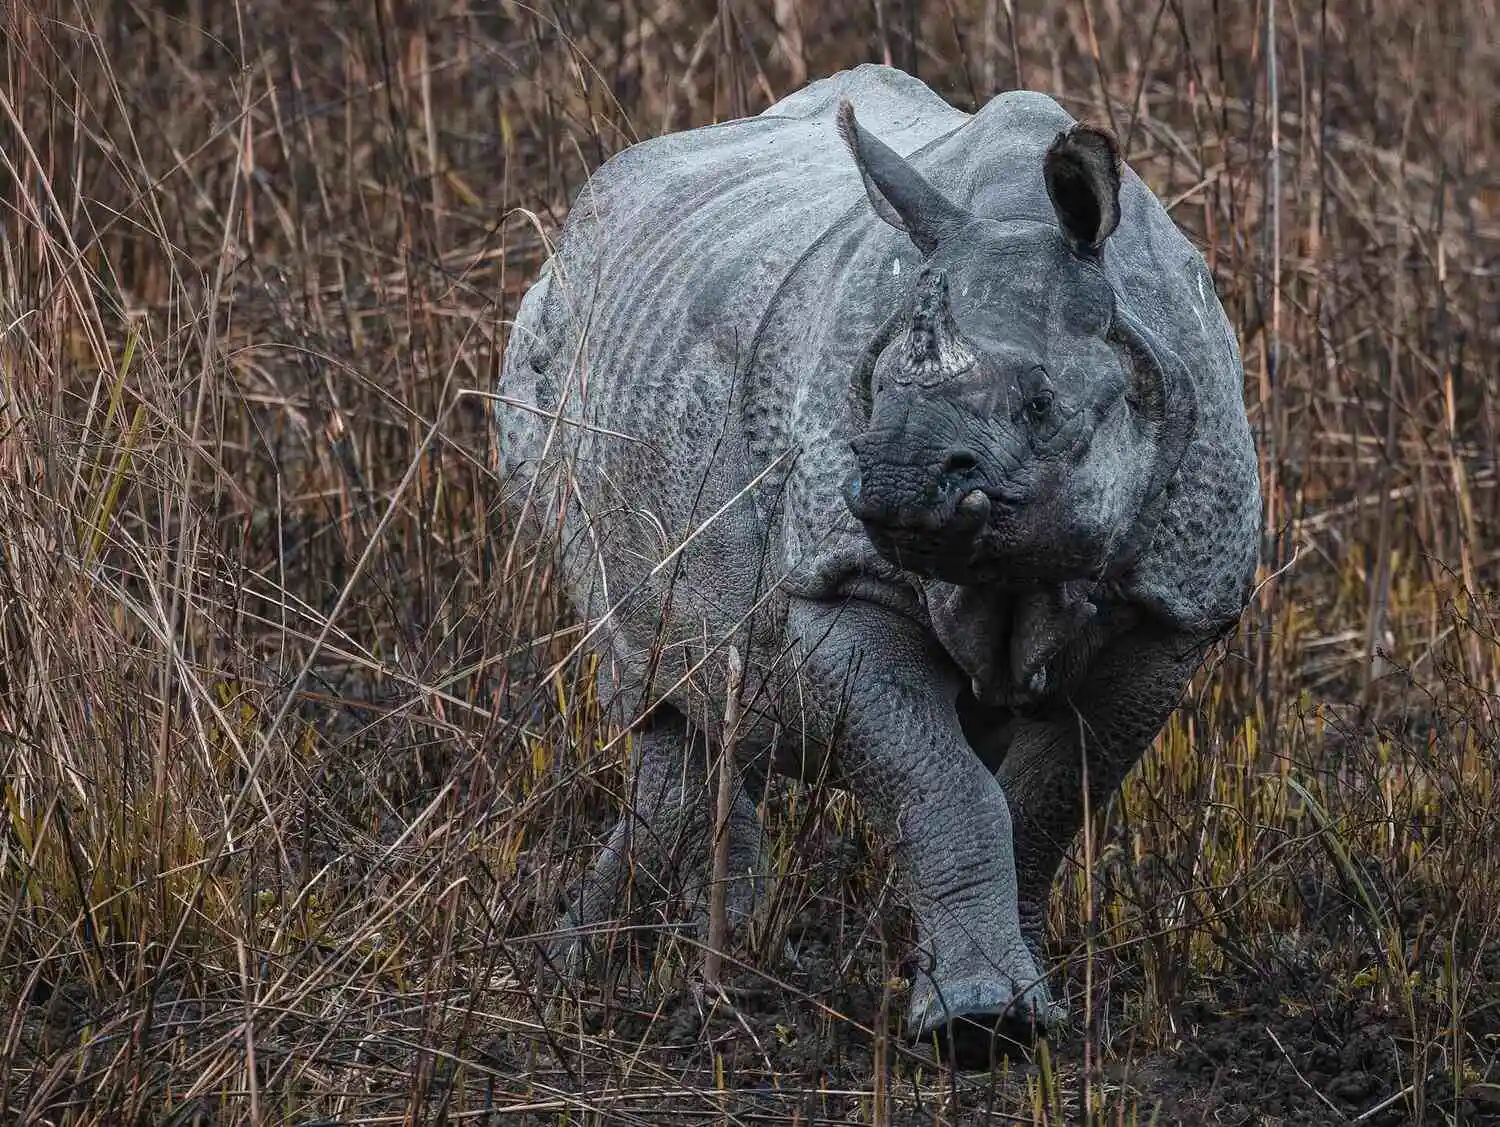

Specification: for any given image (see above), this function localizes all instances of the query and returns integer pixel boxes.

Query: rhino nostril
[941,449,979,477]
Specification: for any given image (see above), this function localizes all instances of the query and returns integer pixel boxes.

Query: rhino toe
[907,976,1067,1069]
[931,1001,1068,1069]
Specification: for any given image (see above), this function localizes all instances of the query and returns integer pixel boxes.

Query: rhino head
[837,101,1196,587]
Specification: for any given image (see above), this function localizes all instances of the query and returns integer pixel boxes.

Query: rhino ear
[1043,124,1123,253]
[837,99,970,256]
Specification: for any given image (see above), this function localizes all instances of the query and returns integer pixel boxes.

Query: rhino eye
[1016,365,1055,423]
[1026,389,1055,420]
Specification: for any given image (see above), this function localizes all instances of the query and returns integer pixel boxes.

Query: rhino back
[495,68,963,622]
[498,64,960,483]
[494,66,972,694]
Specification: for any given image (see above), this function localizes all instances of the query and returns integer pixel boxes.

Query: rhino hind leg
[547,706,765,977]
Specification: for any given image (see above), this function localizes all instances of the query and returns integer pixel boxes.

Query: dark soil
[14,825,1500,1126]
[438,822,1491,1127]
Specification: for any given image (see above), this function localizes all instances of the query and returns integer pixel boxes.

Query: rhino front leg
[784,597,1060,1064]
[549,706,765,975]
[996,626,1211,964]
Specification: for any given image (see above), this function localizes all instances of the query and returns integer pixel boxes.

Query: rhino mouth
[843,472,1105,586]
[843,473,1003,581]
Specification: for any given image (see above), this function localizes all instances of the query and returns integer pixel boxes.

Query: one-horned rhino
[495,65,1261,1064]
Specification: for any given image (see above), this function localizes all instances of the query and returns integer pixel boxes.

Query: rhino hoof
[931,1006,1049,1069]
[907,979,1066,1069]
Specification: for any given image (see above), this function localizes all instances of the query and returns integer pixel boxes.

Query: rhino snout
[847,430,989,517]
[852,408,1009,487]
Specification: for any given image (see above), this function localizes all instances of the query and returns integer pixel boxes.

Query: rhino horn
[850,267,976,420]
[891,267,978,387]
[837,100,972,256]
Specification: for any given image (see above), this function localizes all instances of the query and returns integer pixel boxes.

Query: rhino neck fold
[1105,303,1199,580]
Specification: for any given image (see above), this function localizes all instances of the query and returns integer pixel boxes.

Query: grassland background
[1,0,1498,1123]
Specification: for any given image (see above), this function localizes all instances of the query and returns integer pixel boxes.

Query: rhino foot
[684,866,766,946]
[544,834,767,981]
[542,906,597,979]
[907,975,1067,1069]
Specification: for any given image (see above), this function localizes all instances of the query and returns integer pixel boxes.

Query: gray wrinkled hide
[497,65,1260,1049]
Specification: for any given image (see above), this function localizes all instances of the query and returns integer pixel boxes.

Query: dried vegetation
[1,0,1498,1123]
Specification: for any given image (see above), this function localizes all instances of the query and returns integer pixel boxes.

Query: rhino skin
[496,64,1261,1065]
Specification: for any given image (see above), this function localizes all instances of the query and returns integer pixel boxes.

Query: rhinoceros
[496,64,1260,1063]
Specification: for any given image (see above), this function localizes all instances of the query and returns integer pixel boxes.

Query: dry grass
[1,0,1498,1123]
